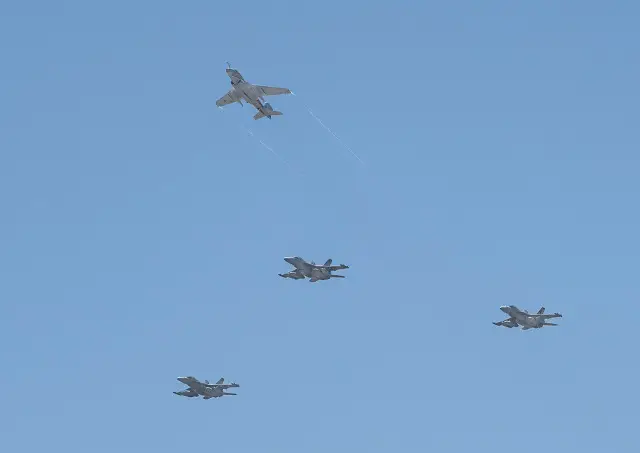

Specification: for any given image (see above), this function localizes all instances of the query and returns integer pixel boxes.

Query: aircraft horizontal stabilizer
[254,110,283,120]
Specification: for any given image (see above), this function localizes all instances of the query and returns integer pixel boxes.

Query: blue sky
[1,1,639,452]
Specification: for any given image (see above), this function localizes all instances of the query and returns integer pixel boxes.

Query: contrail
[307,109,364,164]
[218,105,301,175]
[244,127,296,172]
[291,92,364,164]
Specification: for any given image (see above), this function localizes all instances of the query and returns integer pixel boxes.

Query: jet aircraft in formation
[173,376,239,399]
[216,63,291,120]
[191,62,569,404]
[279,256,349,282]
[174,289,564,400]
[493,305,562,330]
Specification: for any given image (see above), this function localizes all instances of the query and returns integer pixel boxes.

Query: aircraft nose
[284,257,295,264]
[500,305,510,313]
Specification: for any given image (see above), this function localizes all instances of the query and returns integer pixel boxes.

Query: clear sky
[1,1,639,452]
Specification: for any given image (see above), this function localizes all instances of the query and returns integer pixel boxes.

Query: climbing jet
[173,376,239,399]
[493,305,563,330]
[216,62,291,120]
[279,256,349,282]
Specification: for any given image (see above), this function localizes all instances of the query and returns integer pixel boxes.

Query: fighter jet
[216,62,291,120]
[279,256,349,282]
[493,305,563,330]
[173,376,239,399]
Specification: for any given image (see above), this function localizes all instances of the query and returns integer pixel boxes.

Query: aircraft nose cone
[500,305,510,313]
[284,257,295,264]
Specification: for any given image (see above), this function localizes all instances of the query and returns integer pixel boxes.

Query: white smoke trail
[291,92,364,164]
[243,127,303,175]
[218,107,299,173]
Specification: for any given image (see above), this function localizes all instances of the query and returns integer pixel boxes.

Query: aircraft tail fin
[537,307,545,314]
[324,259,332,266]
[215,378,224,385]
[253,110,283,120]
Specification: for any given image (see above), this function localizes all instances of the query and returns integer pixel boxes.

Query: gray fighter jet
[216,62,291,120]
[173,376,239,399]
[493,305,562,330]
[279,256,349,282]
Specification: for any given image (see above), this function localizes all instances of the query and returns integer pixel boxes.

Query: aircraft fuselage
[285,258,331,279]
[513,315,542,328]
[202,386,224,398]
[177,377,223,397]
[228,80,273,117]
[310,268,330,280]
[500,306,544,329]
[281,257,347,282]
[232,83,264,106]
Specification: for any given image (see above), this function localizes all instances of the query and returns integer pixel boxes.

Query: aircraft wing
[255,85,291,97]
[216,90,238,107]
[175,388,199,397]
[326,265,349,271]
[493,318,517,328]
[279,271,305,280]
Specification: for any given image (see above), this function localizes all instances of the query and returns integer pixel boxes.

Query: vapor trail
[218,105,301,175]
[291,92,364,164]
[244,127,296,171]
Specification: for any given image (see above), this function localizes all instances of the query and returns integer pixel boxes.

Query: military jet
[173,376,239,399]
[279,256,349,282]
[216,62,291,120]
[493,305,562,330]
